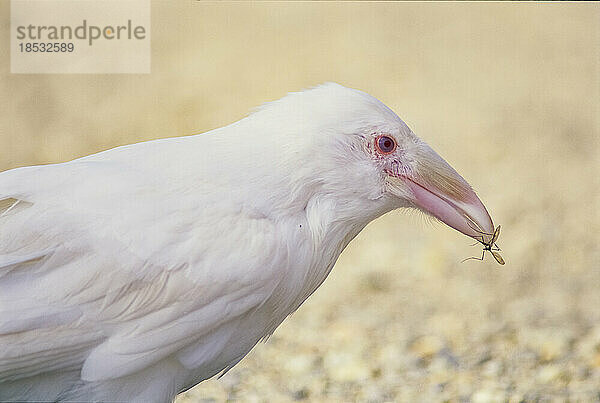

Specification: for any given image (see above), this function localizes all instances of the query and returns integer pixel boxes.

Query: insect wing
[491,225,501,244]
[491,250,505,265]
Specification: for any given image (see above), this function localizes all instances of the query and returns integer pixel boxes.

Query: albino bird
[0,83,495,402]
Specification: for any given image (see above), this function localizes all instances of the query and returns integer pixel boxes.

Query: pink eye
[375,135,396,154]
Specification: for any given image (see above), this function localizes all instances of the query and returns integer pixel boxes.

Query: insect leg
[461,249,485,263]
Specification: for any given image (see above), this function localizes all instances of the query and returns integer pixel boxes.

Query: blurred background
[1,2,598,401]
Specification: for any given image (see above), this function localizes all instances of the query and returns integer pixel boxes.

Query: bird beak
[387,142,495,243]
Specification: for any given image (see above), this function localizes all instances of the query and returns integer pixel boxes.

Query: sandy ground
[1,2,599,402]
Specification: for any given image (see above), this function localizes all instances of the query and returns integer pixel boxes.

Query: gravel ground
[1,2,598,402]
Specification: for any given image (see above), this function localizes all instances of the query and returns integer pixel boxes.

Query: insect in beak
[462,225,505,265]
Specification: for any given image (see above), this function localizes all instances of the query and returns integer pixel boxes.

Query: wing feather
[0,145,287,389]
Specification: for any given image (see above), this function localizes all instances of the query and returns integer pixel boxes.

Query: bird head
[375,131,494,244]
[251,83,495,244]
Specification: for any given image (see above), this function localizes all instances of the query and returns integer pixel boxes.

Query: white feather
[0,83,415,402]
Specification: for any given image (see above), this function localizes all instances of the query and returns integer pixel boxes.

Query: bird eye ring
[375,135,396,154]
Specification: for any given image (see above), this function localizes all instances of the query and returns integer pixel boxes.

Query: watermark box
[11,0,151,74]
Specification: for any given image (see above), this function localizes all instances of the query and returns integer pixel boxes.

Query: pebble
[410,335,445,359]
[323,351,370,383]
[536,364,562,384]
[471,388,505,403]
